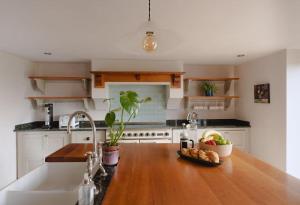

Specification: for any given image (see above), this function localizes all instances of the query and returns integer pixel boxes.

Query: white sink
[0,162,86,205]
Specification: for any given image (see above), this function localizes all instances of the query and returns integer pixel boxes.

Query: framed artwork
[254,83,270,103]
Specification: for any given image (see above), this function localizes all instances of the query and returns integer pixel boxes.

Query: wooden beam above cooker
[90,71,185,88]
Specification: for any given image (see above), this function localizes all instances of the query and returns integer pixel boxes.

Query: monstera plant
[102,91,151,165]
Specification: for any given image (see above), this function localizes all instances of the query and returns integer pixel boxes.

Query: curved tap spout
[67,111,98,158]
[67,111,107,177]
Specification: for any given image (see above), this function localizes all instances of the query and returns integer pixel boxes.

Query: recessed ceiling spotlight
[43,52,52,55]
[237,54,246,58]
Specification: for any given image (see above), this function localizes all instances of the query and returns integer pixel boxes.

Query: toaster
[59,115,79,129]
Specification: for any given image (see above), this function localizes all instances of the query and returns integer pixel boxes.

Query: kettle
[180,130,194,150]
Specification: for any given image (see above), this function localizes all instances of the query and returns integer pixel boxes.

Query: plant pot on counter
[103,144,120,166]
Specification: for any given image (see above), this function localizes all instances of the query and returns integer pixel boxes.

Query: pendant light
[143,0,157,52]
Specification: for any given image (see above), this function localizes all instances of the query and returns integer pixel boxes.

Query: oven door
[139,139,172,143]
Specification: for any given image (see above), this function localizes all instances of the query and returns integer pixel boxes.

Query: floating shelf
[27,96,91,110]
[28,76,90,80]
[29,76,90,93]
[185,96,240,110]
[184,77,239,95]
[185,96,240,100]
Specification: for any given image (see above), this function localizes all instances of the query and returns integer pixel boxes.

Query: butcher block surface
[46,143,300,205]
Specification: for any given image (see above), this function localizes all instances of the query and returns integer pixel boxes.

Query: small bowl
[199,142,233,157]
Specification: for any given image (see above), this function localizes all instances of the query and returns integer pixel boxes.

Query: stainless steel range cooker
[106,128,172,143]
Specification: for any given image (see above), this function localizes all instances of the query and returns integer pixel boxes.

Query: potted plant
[201,81,218,96]
[102,91,151,165]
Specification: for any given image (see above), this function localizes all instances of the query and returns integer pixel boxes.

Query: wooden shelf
[90,71,184,88]
[184,77,239,81]
[185,96,240,100]
[27,96,91,110]
[29,76,90,93]
[27,96,90,100]
[28,76,90,80]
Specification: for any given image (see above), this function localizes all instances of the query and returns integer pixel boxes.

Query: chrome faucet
[67,111,107,177]
[187,111,198,128]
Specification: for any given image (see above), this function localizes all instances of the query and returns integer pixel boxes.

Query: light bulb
[143,31,157,52]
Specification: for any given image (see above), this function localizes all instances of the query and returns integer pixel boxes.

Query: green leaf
[120,91,139,114]
[105,111,116,127]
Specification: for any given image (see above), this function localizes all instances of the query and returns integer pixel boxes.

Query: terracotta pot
[103,144,120,165]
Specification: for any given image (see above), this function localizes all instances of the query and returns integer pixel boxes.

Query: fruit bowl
[199,142,232,157]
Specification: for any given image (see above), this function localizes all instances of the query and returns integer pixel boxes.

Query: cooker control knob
[164,132,169,136]
[133,133,138,137]
[127,133,132,137]
[151,132,156,136]
[145,132,150,137]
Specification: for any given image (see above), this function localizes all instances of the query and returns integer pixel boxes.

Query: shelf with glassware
[184,77,240,110]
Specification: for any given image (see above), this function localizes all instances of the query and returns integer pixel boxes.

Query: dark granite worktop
[15,119,250,132]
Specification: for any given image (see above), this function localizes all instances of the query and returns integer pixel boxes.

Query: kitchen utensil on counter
[44,103,53,129]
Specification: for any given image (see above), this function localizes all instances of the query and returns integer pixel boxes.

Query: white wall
[0,52,35,189]
[236,50,287,170]
[91,59,183,72]
[286,49,300,179]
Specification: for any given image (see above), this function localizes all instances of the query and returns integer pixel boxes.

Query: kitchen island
[47,144,300,205]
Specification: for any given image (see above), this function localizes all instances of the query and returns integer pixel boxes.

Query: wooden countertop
[46,144,300,204]
[46,143,92,162]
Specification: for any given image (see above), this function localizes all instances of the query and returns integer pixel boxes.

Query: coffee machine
[44,103,53,129]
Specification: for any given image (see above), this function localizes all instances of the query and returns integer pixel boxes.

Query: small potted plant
[201,81,218,96]
[103,91,151,165]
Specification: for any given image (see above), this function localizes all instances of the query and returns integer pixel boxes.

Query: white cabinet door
[218,129,248,152]
[44,133,65,156]
[172,129,182,143]
[17,131,68,178]
[17,133,44,178]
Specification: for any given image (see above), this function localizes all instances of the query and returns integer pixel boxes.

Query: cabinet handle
[85,137,90,141]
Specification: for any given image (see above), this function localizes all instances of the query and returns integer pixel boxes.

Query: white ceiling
[0,0,299,65]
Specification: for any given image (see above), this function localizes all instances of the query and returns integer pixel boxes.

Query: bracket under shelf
[29,76,91,93]
[28,96,91,110]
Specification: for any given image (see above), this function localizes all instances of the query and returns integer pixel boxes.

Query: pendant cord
[148,0,151,22]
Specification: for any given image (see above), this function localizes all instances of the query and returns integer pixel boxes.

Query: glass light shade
[143,31,157,52]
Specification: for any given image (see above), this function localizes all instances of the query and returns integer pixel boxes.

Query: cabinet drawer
[72,135,95,143]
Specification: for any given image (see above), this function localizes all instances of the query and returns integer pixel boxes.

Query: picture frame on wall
[254,83,270,103]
